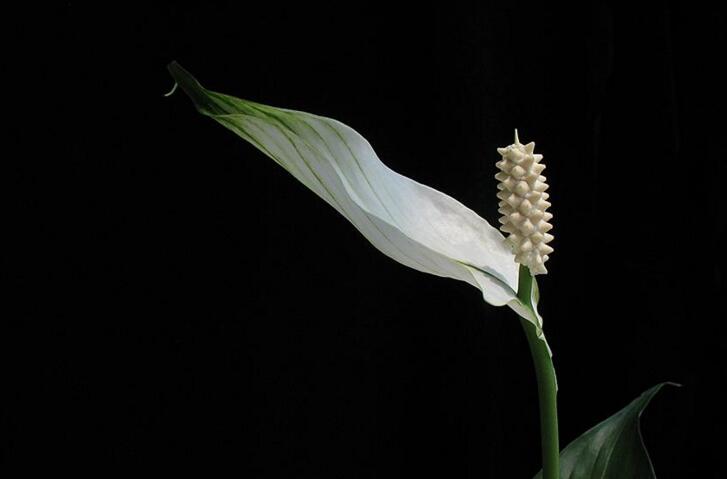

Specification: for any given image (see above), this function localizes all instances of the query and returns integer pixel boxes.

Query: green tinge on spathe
[534,383,678,479]
[167,62,542,330]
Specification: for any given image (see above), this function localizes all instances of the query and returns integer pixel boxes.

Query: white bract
[168,62,543,332]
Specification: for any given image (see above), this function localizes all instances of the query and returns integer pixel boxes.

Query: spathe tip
[514,129,520,145]
[163,82,178,97]
[166,61,227,115]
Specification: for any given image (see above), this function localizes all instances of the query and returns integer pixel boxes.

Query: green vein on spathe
[209,90,441,274]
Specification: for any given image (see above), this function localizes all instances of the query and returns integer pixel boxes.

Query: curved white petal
[169,63,527,315]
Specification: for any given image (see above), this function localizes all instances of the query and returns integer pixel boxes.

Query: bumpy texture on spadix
[496,132,553,275]
[167,62,543,330]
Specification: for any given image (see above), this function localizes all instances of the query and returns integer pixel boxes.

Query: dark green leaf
[534,383,677,479]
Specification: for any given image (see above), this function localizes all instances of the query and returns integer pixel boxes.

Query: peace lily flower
[167,62,544,333]
[166,63,675,479]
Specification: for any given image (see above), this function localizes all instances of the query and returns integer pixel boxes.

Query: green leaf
[534,383,677,479]
[167,62,543,324]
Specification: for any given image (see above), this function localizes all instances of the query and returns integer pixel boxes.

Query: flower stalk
[517,264,559,479]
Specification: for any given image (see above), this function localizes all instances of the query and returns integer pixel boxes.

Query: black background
[6,3,726,477]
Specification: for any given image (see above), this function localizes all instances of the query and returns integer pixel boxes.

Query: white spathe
[168,62,542,331]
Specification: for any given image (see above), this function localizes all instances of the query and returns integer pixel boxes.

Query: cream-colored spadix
[496,131,553,275]
[167,63,544,330]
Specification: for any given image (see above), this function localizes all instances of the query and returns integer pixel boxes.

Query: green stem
[517,265,560,479]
